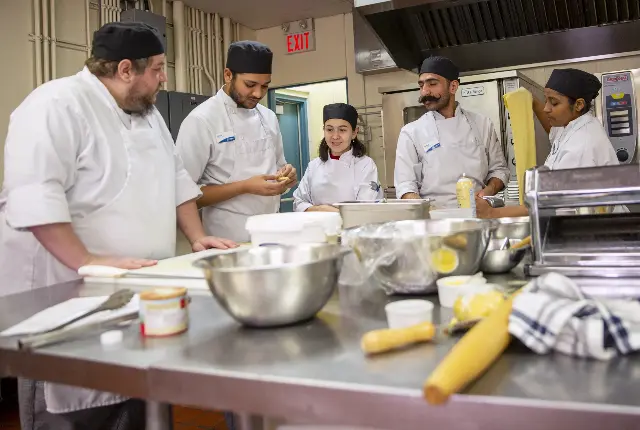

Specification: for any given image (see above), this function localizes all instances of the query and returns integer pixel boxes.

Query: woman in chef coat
[476,68,620,218]
[293,103,382,212]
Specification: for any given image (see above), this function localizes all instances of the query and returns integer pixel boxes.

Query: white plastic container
[139,287,189,337]
[385,299,434,329]
[436,275,491,308]
[245,212,342,246]
[429,208,475,219]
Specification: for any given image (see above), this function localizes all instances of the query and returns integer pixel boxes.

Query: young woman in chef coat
[476,68,621,218]
[293,103,382,212]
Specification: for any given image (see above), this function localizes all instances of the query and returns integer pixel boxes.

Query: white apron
[311,154,358,205]
[544,113,592,169]
[43,113,176,414]
[544,114,629,213]
[417,109,488,208]
[0,76,177,412]
[202,105,279,243]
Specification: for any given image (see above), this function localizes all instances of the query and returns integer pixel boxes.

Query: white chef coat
[176,88,287,242]
[545,113,619,169]
[0,67,200,413]
[394,104,510,208]
[293,150,382,211]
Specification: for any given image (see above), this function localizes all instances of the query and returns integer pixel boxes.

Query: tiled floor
[0,378,229,430]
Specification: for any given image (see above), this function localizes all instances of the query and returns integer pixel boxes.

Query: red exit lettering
[286,32,311,53]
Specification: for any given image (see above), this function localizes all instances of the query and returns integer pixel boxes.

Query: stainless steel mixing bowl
[480,238,530,274]
[343,218,496,294]
[492,216,530,240]
[193,244,349,327]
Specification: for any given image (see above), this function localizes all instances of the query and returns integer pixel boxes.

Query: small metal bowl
[493,217,530,240]
[193,244,349,327]
[480,238,530,274]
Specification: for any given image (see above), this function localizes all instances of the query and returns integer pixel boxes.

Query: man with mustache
[0,22,236,428]
[176,41,297,243]
[394,56,510,208]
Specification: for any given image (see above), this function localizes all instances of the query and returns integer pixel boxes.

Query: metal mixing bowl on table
[342,218,496,294]
[480,238,530,274]
[480,217,531,274]
[193,243,350,327]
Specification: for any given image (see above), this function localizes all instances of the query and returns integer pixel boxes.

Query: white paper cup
[436,275,488,308]
[385,299,434,329]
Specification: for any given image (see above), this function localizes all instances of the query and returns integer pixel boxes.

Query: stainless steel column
[146,401,173,430]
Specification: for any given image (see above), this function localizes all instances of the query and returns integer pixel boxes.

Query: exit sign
[283,19,315,55]
[286,31,314,54]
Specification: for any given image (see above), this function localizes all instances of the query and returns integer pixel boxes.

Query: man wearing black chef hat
[0,21,236,429]
[476,68,622,218]
[176,40,297,243]
[394,55,510,208]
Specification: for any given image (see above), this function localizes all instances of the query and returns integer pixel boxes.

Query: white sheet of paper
[1,295,140,337]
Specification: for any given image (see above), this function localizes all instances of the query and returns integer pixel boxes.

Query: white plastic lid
[245,212,342,234]
[100,330,123,346]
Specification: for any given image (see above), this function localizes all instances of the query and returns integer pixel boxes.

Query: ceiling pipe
[173,0,187,92]
[85,0,91,58]
[214,13,222,89]
[42,0,50,82]
[33,0,43,86]
[222,16,232,69]
[200,10,215,94]
[50,0,56,79]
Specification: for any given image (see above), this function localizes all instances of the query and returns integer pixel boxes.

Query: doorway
[268,79,348,212]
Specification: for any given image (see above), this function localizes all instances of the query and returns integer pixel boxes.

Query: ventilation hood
[356,0,640,74]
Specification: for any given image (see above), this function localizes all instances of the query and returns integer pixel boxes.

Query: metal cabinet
[154,91,210,142]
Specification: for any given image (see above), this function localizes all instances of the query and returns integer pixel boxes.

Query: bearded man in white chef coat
[0,22,236,429]
[395,56,510,208]
[176,41,297,243]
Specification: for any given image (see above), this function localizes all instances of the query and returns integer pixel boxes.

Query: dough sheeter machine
[523,164,640,296]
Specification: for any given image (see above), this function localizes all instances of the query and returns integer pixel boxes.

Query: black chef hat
[419,56,460,82]
[323,103,358,129]
[91,22,164,61]
[226,41,273,74]
[546,68,602,102]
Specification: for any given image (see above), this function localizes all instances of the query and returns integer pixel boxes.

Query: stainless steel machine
[593,69,640,164]
[524,164,640,278]
[380,71,550,202]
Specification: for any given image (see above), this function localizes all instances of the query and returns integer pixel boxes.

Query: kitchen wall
[276,79,348,159]
[256,13,640,187]
[0,0,256,185]
[2,2,640,188]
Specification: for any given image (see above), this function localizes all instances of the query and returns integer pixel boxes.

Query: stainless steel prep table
[1,274,640,430]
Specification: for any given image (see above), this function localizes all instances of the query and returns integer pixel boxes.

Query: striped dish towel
[509,273,640,360]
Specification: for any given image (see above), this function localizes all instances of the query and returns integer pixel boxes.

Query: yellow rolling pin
[361,322,436,355]
[423,293,517,405]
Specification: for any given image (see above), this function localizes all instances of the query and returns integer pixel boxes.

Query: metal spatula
[34,289,135,335]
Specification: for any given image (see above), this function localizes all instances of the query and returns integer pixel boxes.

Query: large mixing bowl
[342,218,496,294]
[193,244,349,327]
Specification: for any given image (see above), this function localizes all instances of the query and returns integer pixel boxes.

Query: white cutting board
[84,245,250,290]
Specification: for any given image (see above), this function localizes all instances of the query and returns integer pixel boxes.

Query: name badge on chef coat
[425,142,441,153]
[216,131,236,144]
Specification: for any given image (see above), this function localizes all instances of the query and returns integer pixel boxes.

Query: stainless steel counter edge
[0,347,150,399]
[3,278,640,430]
[146,368,640,429]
